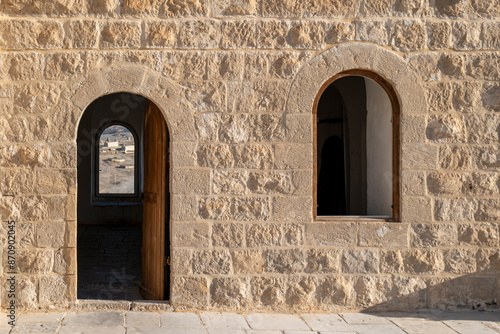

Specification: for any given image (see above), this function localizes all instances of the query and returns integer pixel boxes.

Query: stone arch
[285,43,427,222]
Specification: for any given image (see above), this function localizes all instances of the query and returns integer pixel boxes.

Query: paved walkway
[1,310,499,334]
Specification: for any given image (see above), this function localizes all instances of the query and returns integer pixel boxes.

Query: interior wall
[365,78,393,216]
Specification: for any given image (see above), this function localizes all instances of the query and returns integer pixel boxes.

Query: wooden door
[140,102,167,300]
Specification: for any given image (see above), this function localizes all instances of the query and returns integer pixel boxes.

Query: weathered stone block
[36,221,65,248]
[401,144,437,170]
[35,169,76,195]
[427,114,466,143]
[257,20,289,49]
[66,20,98,48]
[211,0,257,16]
[213,170,247,195]
[443,249,476,274]
[100,21,142,49]
[427,21,451,50]
[210,277,249,309]
[363,0,393,15]
[401,115,426,144]
[0,20,64,50]
[212,222,244,247]
[358,222,409,247]
[303,0,361,17]
[405,52,441,82]
[54,248,75,274]
[305,222,356,247]
[171,142,197,168]
[285,276,317,308]
[171,221,209,248]
[122,0,162,16]
[356,20,388,45]
[355,276,392,309]
[232,250,264,274]
[469,0,500,19]
[198,197,231,220]
[179,20,220,49]
[232,197,270,221]
[246,223,281,247]
[390,20,426,51]
[247,172,292,194]
[410,223,457,247]
[171,194,198,221]
[427,277,467,309]
[286,21,325,50]
[466,114,500,144]
[463,172,499,196]
[163,0,207,17]
[325,22,354,44]
[0,169,34,196]
[250,114,285,142]
[434,0,466,18]
[197,144,234,168]
[39,275,68,304]
[269,52,311,79]
[392,276,427,310]
[251,276,285,308]
[171,168,210,195]
[87,0,119,16]
[45,53,85,81]
[439,145,471,170]
[221,20,256,49]
[438,53,468,79]
[473,146,500,171]
[163,51,206,80]
[435,198,477,221]
[426,82,453,113]
[305,249,340,274]
[453,22,481,50]
[475,199,500,221]
[315,276,355,306]
[17,222,35,248]
[145,21,178,48]
[18,249,53,274]
[401,171,426,196]
[183,81,226,114]
[402,196,432,223]
[403,250,444,274]
[452,81,481,112]
[477,249,500,272]
[192,250,232,275]
[261,0,303,17]
[171,276,208,308]
[244,52,269,79]
[264,249,306,274]
[219,114,250,143]
[253,80,289,113]
[233,144,274,169]
[482,82,500,112]
[6,53,45,81]
[380,250,404,273]
[459,223,499,246]
[274,143,312,170]
[273,196,311,222]
[427,172,462,195]
[206,52,244,80]
[227,82,253,113]
[342,250,379,274]
[467,53,500,81]
[282,223,303,246]
[171,248,192,275]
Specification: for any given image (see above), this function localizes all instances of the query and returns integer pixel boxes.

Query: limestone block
[197,144,234,168]
[305,249,340,274]
[232,197,270,221]
[285,276,317,308]
[39,275,69,304]
[342,249,379,274]
[363,0,393,15]
[392,276,427,310]
[251,114,285,142]
[253,80,289,113]
[198,197,231,220]
[434,0,466,18]
[395,0,431,16]
[286,21,326,50]
[13,81,61,113]
[475,199,500,221]
[474,145,500,171]
[465,275,498,307]
[283,223,303,246]
[0,169,34,196]
[482,82,500,112]
[206,52,244,80]
[163,51,206,80]
[247,172,292,194]
[403,250,444,274]
[0,195,21,222]
[179,20,220,49]
[401,196,432,223]
[11,276,37,310]
[477,249,500,272]
[221,20,256,49]
[145,21,178,48]
[438,53,468,79]
[274,143,312,170]
[171,142,197,167]
[401,144,437,170]
[210,277,249,309]
[426,172,462,195]
[452,81,481,112]
[459,223,499,246]
[244,52,269,79]
[355,276,393,309]
[358,222,409,247]
[272,196,312,222]
[36,221,65,248]
[325,22,355,44]
[427,21,451,50]
[379,250,404,273]
[17,249,53,274]
[171,168,210,195]
[192,250,232,275]
[171,276,208,308]
[211,0,257,16]
[233,144,274,169]
[87,0,120,16]
[6,53,45,81]
[251,276,285,308]
[170,248,192,275]
[356,20,389,45]
[467,53,500,81]
[54,248,75,274]
[17,222,35,248]
[219,114,250,143]
[122,0,162,16]
[232,250,264,274]
[163,0,207,17]
[171,195,198,221]
[3,115,51,142]
[213,170,247,195]
[35,169,76,195]
[401,171,426,196]
[390,20,426,51]
[303,0,361,17]
[469,0,500,19]
[171,221,210,248]
[452,22,481,50]
[426,82,453,113]
[183,81,226,114]
[0,20,64,50]
[0,0,87,16]
[405,52,441,82]
[264,249,306,274]
[269,52,311,79]
[212,222,244,247]
[315,276,355,307]
[463,172,499,196]
[45,53,86,81]
[439,145,471,170]
[285,114,312,143]
[100,21,142,49]
[465,114,500,144]
[261,0,303,17]
[256,20,289,49]
[427,277,467,309]
[434,198,476,221]
[410,223,458,247]
[305,222,356,247]
[246,223,282,247]
[443,249,477,274]
[66,20,98,48]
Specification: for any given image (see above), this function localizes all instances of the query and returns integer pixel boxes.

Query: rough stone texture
[342,250,379,274]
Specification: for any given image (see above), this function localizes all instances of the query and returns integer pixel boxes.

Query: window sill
[92,201,142,207]
[315,216,397,222]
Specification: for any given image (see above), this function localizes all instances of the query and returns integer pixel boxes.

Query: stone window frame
[286,43,427,224]
[312,69,401,221]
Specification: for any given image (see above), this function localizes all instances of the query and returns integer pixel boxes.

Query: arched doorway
[77,92,170,301]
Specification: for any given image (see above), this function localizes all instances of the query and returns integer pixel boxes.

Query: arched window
[315,70,400,220]
[96,124,139,197]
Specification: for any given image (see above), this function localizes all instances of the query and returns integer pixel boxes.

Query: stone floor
[77,225,143,300]
[1,310,499,334]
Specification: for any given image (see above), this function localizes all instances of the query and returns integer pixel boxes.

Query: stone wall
[0,0,499,312]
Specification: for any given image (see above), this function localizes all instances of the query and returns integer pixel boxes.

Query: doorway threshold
[72,299,176,312]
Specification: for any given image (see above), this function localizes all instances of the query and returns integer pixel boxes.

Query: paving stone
[160,312,204,328]
[245,314,309,330]
[128,328,207,334]
[283,331,315,334]
[200,313,249,330]
[388,318,457,334]
[301,314,354,332]
[340,313,392,325]
[349,324,407,334]
[63,312,124,327]
[17,312,65,323]
[246,331,282,334]
[207,330,246,334]
[59,326,125,334]
[10,322,60,333]
[0,328,9,334]
[126,312,160,328]
[443,320,498,334]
